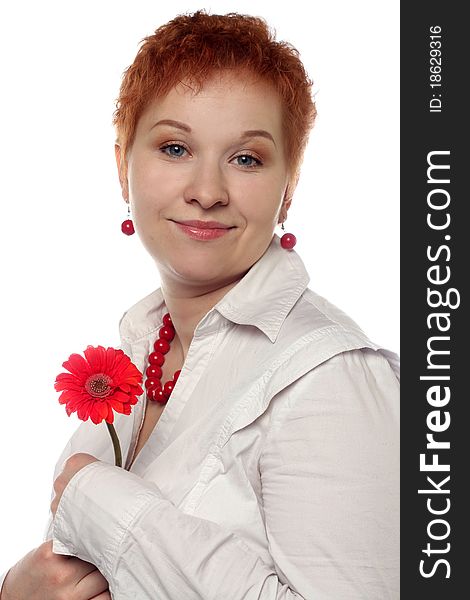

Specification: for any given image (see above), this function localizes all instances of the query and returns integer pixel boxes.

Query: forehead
[138,71,284,136]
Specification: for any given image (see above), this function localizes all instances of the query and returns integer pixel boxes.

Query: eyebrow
[151,119,276,147]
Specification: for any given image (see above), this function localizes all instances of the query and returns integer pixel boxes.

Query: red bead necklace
[144,312,181,404]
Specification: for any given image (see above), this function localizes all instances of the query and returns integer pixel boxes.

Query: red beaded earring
[121,203,135,236]
[280,222,296,250]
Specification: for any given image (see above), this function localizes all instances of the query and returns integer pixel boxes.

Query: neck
[160,275,246,360]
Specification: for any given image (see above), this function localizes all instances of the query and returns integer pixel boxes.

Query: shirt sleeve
[259,348,400,598]
[51,348,399,600]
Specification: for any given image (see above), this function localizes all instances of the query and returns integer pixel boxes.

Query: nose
[183,160,229,208]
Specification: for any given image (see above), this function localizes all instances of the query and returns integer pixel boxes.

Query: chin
[167,255,233,285]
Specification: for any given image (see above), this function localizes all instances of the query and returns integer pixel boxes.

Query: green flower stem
[106,422,122,467]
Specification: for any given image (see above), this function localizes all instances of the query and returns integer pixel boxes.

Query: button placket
[128,313,225,474]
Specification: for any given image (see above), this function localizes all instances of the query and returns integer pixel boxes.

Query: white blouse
[2,234,400,599]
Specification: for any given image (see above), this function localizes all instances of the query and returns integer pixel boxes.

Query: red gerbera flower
[54,345,143,425]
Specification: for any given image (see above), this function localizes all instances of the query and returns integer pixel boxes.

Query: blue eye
[160,144,187,158]
[159,144,262,168]
[235,154,262,168]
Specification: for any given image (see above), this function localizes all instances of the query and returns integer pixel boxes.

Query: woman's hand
[51,452,98,517]
[1,540,110,599]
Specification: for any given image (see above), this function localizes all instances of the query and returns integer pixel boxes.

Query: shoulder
[298,348,399,421]
[262,287,400,436]
[287,286,376,345]
[271,286,400,384]
[269,347,399,425]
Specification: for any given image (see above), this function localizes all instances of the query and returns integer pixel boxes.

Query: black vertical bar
[401,2,467,597]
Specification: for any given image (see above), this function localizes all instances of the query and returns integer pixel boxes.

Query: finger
[51,472,69,516]
[74,567,109,598]
[50,495,58,516]
[89,593,112,599]
[65,555,99,579]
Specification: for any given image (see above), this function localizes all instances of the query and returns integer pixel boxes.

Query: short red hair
[113,10,317,200]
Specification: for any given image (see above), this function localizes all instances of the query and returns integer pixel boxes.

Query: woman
[0,10,399,600]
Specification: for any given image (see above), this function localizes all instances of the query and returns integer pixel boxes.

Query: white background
[0,0,399,570]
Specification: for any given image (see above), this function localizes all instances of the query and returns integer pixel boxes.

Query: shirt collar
[119,233,310,345]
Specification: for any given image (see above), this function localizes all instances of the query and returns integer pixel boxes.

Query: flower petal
[84,345,107,373]
[90,406,104,424]
[105,403,114,424]
[56,345,143,425]
[62,352,91,377]
[96,401,109,418]
[77,403,88,421]
[109,399,125,413]
[57,390,80,404]
[54,375,83,392]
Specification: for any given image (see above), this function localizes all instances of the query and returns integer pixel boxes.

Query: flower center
[85,373,114,398]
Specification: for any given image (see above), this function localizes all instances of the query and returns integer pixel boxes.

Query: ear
[283,196,293,215]
[115,143,129,201]
[278,194,293,224]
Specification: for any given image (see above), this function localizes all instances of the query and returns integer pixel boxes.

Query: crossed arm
[1,349,400,600]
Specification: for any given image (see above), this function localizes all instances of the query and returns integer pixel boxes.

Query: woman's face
[117,71,291,290]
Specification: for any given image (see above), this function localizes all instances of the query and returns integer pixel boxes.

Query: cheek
[129,162,177,211]
[237,180,284,224]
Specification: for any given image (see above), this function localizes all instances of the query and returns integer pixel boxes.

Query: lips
[173,219,233,229]
[171,219,234,241]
